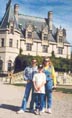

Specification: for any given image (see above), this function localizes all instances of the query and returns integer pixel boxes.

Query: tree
[19,48,23,55]
[51,51,55,58]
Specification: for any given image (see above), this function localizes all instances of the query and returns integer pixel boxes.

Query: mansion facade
[0,0,71,73]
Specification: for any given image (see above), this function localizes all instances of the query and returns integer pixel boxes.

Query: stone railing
[0,71,72,85]
[0,71,25,84]
[57,73,72,85]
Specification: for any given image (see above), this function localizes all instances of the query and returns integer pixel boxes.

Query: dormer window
[43,34,48,40]
[42,26,48,40]
[26,24,33,39]
[28,32,32,38]
[59,36,63,42]
[11,26,14,34]
[8,20,14,34]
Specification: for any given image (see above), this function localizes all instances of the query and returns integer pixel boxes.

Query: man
[17,59,38,113]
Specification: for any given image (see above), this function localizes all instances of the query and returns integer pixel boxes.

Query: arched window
[0,60,3,72]
[8,60,12,71]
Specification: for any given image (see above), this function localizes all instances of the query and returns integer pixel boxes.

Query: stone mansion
[0,0,71,73]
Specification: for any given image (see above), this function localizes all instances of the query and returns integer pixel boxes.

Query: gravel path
[0,81,72,118]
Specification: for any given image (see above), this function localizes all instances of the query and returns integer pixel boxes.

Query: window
[9,39,13,47]
[8,60,12,71]
[59,36,63,42]
[11,26,14,34]
[58,47,63,54]
[28,32,32,38]
[42,45,48,53]
[0,60,3,72]
[16,40,18,48]
[43,34,48,40]
[1,38,4,47]
[26,43,32,51]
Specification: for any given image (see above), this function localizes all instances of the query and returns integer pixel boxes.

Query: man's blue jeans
[21,81,32,111]
[44,79,53,108]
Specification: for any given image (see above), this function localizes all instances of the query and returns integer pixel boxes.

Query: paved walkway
[0,81,72,118]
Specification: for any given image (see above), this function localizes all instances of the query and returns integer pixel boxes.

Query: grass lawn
[12,83,72,94]
[55,85,72,94]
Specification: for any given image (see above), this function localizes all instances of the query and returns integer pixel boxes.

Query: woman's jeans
[21,81,32,111]
[44,79,53,109]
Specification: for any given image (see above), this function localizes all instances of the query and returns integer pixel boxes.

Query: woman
[43,57,56,114]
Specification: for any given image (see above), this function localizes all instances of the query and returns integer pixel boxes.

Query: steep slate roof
[0,0,19,30]
[0,0,14,28]
[48,33,55,42]
[18,14,56,41]
[64,39,70,44]
[0,0,69,44]
[32,31,40,40]
[18,14,46,32]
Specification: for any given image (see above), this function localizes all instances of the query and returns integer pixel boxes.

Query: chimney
[48,11,53,32]
[14,4,19,23]
[14,4,19,15]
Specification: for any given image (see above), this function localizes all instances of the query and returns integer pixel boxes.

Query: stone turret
[14,4,19,23]
[48,11,53,32]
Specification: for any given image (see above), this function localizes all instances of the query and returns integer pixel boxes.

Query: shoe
[41,108,46,112]
[17,109,25,114]
[30,109,34,113]
[46,108,52,114]
[34,109,39,115]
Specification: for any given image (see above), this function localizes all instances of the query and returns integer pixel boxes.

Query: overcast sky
[0,0,72,48]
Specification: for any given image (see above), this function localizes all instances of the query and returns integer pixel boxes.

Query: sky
[0,0,72,49]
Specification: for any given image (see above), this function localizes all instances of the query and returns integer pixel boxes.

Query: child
[33,64,46,115]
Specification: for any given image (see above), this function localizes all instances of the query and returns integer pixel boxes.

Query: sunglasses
[45,60,50,62]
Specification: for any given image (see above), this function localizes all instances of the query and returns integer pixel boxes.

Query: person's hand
[34,86,39,91]
[38,87,41,91]
[52,85,57,90]
[53,85,57,88]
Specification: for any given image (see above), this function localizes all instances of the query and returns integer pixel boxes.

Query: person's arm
[24,67,31,82]
[38,74,46,90]
[52,66,57,87]
[23,67,27,81]
[38,81,45,90]
[33,81,38,91]
[33,74,38,91]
